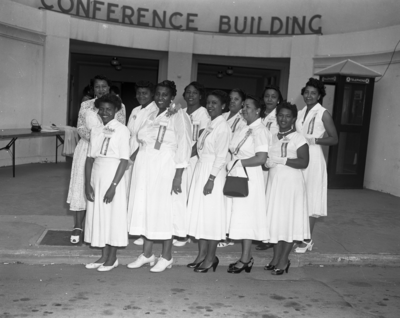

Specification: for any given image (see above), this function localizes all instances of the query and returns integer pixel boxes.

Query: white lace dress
[67,99,126,211]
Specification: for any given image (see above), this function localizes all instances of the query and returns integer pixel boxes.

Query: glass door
[327,81,374,188]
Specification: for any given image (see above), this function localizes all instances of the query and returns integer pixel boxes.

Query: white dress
[228,118,270,241]
[296,103,328,218]
[67,99,126,211]
[184,107,210,193]
[125,102,158,191]
[84,119,130,247]
[265,132,310,243]
[127,108,191,240]
[261,109,279,187]
[187,115,231,240]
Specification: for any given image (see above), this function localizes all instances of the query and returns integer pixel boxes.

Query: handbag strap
[227,160,249,180]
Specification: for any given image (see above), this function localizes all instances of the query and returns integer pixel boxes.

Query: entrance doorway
[68,40,165,126]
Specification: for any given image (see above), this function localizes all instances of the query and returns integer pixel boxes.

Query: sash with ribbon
[231,117,241,133]
[280,136,290,157]
[198,127,213,150]
[100,127,115,155]
[155,121,168,150]
[307,115,317,135]
[233,129,252,156]
[190,115,200,141]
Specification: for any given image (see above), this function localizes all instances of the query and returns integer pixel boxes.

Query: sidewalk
[1,162,399,267]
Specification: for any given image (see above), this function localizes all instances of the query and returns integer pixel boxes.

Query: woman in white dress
[67,75,126,244]
[84,94,130,272]
[226,95,270,274]
[125,81,158,246]
[257,85,284,251]
[295,78,338,253]
[173,82,210,247]
[127,80,191,273]
[219,88,247,248]
[264,102,310,275]
[187,90,231,273]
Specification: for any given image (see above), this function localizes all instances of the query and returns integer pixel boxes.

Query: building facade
[1,0,400,196]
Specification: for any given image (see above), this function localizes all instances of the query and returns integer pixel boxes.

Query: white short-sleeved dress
[296,103,327,218]
[261,109,279,187]
[228,118,270,241]
[184,107,210,193]
[84,119,130,247]
[127,108,191,240]
[265,132,310,243]
[67,99,126,211]
[125,102,158,190]
[187,115,231,240]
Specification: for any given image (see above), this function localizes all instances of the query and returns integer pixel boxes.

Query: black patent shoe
[187,259,205,269]
[228,260,239,269]
[264,263,276,271]
[194,257,219,273]
[271,260,291,276]
[227,257,254,274]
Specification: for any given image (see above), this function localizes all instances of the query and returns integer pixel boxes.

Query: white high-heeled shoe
[127,253,156,269]
[295,240,314,253]
[150,256,173,273]
[97,259,119,272]
[85,262,104,269]
[133,237,144,245]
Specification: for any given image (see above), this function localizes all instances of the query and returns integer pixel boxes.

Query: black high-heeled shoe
[271,260,291,275]
[194,257,219,273]
[228,260,239,269]
[264,263,276,271]
[227,257,254,274]
[187,259,205,269]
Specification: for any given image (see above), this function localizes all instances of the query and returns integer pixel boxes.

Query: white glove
[269,155,287,165]
[265,158,277,169]
[306,137,316,145]
[227,159,242,171]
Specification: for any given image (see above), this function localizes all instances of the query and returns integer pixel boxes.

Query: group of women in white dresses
[67,75,337,275]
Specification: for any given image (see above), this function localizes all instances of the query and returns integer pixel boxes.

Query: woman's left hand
[104,185,116,204]
[171,177,182,195]
[203,180,214,196]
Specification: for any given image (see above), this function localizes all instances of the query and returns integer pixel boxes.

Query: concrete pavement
[0,162,399,267]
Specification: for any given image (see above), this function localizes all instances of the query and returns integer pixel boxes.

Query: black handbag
[223,160,249,197]
[31,119,42,132]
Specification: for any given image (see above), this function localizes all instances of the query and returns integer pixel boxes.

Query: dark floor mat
[39,230,81,246]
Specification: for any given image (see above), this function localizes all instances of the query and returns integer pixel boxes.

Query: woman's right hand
[85,185,95,202]
[203,180,214,196]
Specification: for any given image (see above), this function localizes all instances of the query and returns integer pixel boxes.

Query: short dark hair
[276,101,298,118]
[93,75,112,87]
[94,93,122,111]
[301,78,326,102]
[246,94,267,119]
[208,90,229,106]
[183,81,205,98]
[136,81,155,94]
[156,80,177,97]
[82,85,93,98]
[262,85,284,104]
[230,88,246,101]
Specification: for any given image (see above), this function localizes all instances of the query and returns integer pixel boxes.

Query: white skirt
[84,158,128,247]
[127,146,187,240]
[265,165,310,243]
[303,145,328,218]
[67,139,88,211]
[187,155,227,240]
[228,165,269,241]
